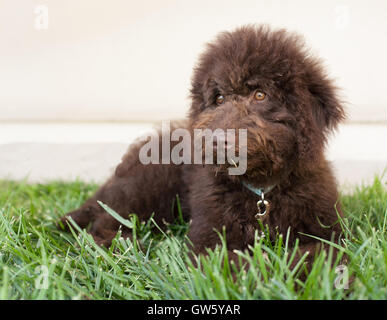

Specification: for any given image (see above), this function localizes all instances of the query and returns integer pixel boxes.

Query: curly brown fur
[59,25,346,275]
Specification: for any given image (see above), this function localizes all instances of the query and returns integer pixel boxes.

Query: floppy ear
[308,75,346,132]
[295,73,345,167]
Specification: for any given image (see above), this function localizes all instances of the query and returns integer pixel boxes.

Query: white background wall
[1,0,387,122]
[0,0,386,185]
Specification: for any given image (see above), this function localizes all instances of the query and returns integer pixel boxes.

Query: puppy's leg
[88,212,122,246]
[59,135,188,246]
[59,186,109,231]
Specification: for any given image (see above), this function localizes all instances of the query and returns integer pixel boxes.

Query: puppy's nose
[213,132,235,150]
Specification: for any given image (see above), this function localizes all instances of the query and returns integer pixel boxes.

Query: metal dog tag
[255,192,270,219]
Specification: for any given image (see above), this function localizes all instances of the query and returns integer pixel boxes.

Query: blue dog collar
[242,182,275,196]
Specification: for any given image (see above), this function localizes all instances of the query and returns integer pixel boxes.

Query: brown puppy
[60,25,345,271]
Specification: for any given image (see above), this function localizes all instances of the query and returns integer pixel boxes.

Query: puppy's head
[189,25,345,184]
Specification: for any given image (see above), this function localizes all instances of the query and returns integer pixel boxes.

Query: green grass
[0,176,386,300]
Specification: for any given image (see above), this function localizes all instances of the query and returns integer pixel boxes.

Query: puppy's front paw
[58,206,95,231]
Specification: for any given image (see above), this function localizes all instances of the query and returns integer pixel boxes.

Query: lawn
[0,176,386,300]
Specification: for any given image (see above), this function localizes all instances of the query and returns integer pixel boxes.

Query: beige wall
[1,0,387,122]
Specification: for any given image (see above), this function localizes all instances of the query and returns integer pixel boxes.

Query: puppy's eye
[215,94,225,105]
[254,91,266,101]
